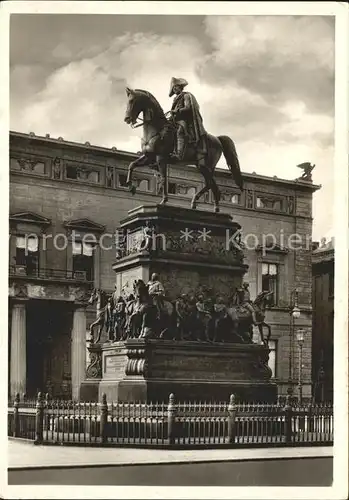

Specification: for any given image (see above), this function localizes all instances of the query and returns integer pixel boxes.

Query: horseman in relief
[169,77,207,162]
[86,281,272,347]
[237,283,258,326]
[228,287,273,345]
[88,289,110,343]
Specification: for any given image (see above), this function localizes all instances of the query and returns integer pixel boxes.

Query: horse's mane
[134,89,165,118]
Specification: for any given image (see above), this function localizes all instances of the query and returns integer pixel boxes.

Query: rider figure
[147,273,165,318]
[175,293,189,339]
[196,294,212,342]
[238,282,257,325]
[105,297,115,341]
[124,293,135,338]
[114,295,126,340]
[213,296,230,342]
[169,77,207,162]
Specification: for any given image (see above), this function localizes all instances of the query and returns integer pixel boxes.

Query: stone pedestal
[80,204,276,403]
[82,339,276,403]
[10,300,27,397]
[112,204,247,301]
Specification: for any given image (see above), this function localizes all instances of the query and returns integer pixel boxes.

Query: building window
[118,174,128,187]
[15,235,39,275]
[137,179,150,191]
[186,187,196,198]
[262,263,278,306]
[72,241,94,281]
[273,200,282,211]
[84,170,100,184]
[329,270,334,298]
[66,165,79,180]
[256,197,264,208]
[256,196,283,211]
[268,340,277,378]
[168,182,177,195]
[221,191,241,204]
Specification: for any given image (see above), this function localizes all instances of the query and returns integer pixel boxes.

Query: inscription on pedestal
[104,354,126,378]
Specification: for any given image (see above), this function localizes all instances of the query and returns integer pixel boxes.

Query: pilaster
[71,306,87,400]
[10,299,27,397]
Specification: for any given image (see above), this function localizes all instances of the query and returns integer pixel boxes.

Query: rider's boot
[170,135,186,162]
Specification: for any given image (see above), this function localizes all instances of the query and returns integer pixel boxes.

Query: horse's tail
[217,135,243,191]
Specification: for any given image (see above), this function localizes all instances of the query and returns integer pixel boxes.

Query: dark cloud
[205,95,289,144]
[199,15,334,117]
[10,14,210,68]
[197,57,334,117]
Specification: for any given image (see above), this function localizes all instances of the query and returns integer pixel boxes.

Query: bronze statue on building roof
[296,162,315,182]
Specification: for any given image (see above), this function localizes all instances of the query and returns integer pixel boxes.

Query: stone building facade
[312,238,334,402]
[8,131,320,401]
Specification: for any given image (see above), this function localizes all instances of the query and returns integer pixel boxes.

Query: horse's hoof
[160,197,168,205]
[214,206,220,213]
[191,203,197,210]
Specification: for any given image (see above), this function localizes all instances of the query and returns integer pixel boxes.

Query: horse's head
[124,88,144,126]
[88,288,108,306]
[124,87,165,127]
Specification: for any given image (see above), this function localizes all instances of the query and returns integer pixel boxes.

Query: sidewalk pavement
[8,440,333,470]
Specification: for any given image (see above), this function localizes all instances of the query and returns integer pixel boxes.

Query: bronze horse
[227,291,273,345]
[124,88,243,212]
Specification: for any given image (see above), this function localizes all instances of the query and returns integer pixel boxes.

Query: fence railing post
[13,393,20,437]
[284,395,293,445]
[35,392,44,444]
[100,393,108,444]
[167,393,177,445]
[227,394,236,444]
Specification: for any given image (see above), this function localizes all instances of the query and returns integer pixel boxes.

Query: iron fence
[8,392,333,447]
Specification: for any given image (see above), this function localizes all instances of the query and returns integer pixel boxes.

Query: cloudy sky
[10,14,335,240]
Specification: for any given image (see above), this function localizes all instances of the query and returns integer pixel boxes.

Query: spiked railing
[8,393,333,447]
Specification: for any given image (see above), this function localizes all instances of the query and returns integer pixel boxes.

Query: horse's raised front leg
[126,155,148,195]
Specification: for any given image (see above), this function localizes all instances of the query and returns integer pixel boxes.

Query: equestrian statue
[124,77,243,213]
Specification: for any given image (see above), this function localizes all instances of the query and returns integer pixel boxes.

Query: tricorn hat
[169,77,188,97]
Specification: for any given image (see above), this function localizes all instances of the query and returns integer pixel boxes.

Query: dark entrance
[26,300,74,399]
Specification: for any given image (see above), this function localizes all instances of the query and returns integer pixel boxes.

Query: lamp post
[296,329,305,404]
[287,289,300,396]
